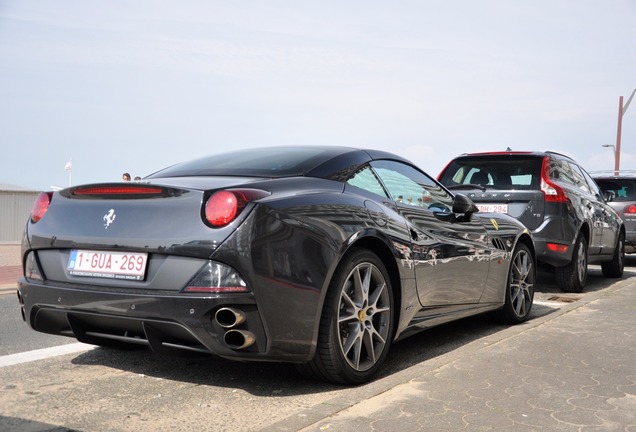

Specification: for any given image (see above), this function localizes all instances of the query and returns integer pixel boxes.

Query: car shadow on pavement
[69,260,636,396]
[0,415,80,432]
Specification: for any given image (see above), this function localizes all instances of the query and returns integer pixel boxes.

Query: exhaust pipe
[215,307,247,328]
[224,329,256,350]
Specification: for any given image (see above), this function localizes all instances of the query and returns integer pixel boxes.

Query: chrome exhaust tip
[215,307,247,328]
[224,329,256,350]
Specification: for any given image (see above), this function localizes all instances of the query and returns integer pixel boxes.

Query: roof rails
[589,170,636,177]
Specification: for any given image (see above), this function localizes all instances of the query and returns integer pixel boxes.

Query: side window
[370,160,453,212]
[346,166,389,198]
[551,158,589,192]
[568,163,592,193]
[580,167,602,198]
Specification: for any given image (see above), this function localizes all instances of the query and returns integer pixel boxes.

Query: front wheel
[496,243,535,323]
[556,234,587,293]
[296,248,394,385]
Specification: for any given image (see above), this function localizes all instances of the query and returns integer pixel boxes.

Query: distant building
[0,184,40,242]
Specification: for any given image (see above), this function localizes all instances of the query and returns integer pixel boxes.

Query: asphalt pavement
[1,243,635,431]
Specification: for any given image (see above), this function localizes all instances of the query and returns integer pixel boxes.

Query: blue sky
[1,0,635,190]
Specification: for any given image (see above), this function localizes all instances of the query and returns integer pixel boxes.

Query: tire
[555,234,587,293]
[601,231,625,278]
[296,248,394,385]
[496,243,535,324]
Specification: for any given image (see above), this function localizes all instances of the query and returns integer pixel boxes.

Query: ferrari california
[18,146,535,384]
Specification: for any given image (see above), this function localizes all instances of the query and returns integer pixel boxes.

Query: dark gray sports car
[18,146,535,384]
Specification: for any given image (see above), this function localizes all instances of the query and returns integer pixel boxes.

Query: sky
[1,0,635,191]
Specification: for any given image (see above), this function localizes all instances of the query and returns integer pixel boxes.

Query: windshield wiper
[446,184,487,192]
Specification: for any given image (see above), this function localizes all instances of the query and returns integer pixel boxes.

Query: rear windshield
[147,146,347,178]
[594,178,636,201]
[439,155,543,190]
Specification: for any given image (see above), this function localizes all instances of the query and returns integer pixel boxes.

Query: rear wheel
[496,243,535,323]
[555,234,587,293]
[296,248,394,385]
[601,231,625,278]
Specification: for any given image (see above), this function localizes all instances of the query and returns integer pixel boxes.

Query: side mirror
[603,190,616,202]
[452,193,479,214]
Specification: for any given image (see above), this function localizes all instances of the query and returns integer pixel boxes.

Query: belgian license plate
[67,250,148,280]
[477,203,509,213]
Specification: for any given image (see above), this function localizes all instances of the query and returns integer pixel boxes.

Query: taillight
[540,157,567,203]
[624,205,636,215]
[547,243,569,253]
[31,192,52,223]
[204,189,270,228]
[72,186,162,195]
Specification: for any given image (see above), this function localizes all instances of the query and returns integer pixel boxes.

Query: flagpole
[64,157,73,186]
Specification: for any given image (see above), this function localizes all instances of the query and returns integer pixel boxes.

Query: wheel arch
[345,234,403,340]
[579,221,591,246]
[516,232,536,264]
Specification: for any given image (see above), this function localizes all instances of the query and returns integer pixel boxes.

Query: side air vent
[491,237,507,251]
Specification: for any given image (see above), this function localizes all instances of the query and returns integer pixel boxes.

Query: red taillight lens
[31,192,52,223]
[624,205,636,215]
[540,157,567,203]
[204,189,270,228]
[205,191,238,227]
[547,243,569,253]
[72,186,162,195]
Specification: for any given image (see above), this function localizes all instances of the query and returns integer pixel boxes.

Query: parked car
[591,170,636,254]
[438,150,624,293]
[18,146,535,385]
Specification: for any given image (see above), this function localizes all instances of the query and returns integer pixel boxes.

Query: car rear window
[147,146,351,178]
[594,178,636,201]
[439,155,543,190]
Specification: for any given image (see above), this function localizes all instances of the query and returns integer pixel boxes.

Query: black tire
[496,243,535,324]
[555,234,587,293]
[296,248,394,385]
[601,231,625,278]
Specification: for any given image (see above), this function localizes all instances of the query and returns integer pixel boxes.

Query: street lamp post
[615,88,636,175]
[602,144,616,173]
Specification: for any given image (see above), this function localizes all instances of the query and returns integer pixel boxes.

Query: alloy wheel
[337,262,391,372]
[510,248,534,317]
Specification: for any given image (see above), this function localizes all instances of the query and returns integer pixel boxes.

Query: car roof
[146,146,415,181]
[453,150,575,162]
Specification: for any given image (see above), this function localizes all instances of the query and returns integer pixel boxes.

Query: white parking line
[0,343,95,368]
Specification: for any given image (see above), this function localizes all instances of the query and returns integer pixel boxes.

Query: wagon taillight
[624,205,636,215]
[31,192,53,223]
[540,156,567,203]
[204,189,270,228]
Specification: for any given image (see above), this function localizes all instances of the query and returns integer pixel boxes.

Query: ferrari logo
[490,218,499,230]
[358,310,367,322]
[103,209,116,229]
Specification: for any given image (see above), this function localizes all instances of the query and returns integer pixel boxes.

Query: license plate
[68,250,148,280]
[477,203,509,213]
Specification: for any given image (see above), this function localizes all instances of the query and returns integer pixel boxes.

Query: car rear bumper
[532,238,573,267]
[16,279,311,363]
[531,216,576,267]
